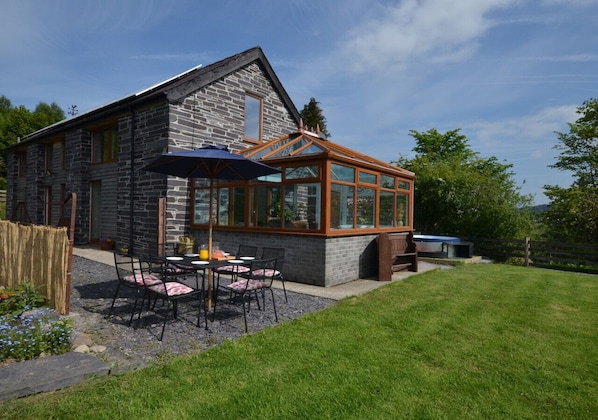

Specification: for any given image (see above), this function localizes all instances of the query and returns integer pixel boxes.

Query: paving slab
[0,352,110,401]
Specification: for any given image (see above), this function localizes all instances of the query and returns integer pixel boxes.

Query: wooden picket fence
[470,237,598,274]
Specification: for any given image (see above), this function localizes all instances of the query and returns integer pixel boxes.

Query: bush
[0,281,47,317]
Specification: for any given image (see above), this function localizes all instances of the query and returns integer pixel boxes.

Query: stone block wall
[211,231,379,287]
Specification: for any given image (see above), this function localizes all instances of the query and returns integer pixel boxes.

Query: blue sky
[2,0,598,204]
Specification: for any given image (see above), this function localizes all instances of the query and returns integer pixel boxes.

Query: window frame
[92,125,119,164]
[243,93,263,144]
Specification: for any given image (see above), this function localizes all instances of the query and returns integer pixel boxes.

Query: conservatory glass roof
[239,130,414,178]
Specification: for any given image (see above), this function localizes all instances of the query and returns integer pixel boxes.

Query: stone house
[5,46,414,286]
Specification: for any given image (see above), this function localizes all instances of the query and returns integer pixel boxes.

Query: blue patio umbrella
[143,145,281,307]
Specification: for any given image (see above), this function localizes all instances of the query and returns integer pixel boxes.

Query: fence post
[524,237,531,267]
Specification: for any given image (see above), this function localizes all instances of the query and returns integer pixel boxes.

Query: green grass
[2,264,597,419]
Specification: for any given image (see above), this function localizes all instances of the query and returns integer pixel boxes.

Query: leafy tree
[0,95,65,189]
[543,98,598,243]
[397,128,534,239]
[300,97,330,138]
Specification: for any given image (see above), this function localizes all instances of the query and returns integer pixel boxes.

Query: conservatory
[190,130,415,235]
[187,129,415,287]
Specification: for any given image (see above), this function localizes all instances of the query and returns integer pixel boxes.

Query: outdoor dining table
[158,255,250,311]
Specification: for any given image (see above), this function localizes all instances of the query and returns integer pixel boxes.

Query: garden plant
[0,282,73,363]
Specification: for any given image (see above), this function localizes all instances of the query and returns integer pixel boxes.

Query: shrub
[0,281,47,317]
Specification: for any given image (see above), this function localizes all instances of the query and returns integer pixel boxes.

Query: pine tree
[300,97,331,138]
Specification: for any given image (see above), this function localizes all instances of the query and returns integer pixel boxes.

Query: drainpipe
[129,109,136,253]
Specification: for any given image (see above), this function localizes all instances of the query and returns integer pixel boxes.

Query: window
[244,94,262,142]
[359,171,377,184]
[45,144,54,174]
[331,184,355,229]
[396,194,409,226]
[17,153,27,177]
[356,187,376,227]
[92,126,119,163]
[379,191,395,227]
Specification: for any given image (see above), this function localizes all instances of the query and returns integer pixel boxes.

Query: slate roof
[12,46,300,146]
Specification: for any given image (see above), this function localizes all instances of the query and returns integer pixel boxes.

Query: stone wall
[211,231,379,287]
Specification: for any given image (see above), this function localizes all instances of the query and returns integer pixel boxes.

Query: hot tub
[413,234,472,258]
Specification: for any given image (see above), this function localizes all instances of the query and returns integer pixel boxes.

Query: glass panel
[256,170,282,182]
[103,131,110,161]
[379,191,394,227]
[331,163,355,182]
[282,183,321,229]
[244,95,261,140]
[92,131,103,163]
[250,185,270,227]
[193,188,211,225]
[359,171,377,184]
[380,175,395,189]
[267,185,283,228]
[232,187,245,226]
[356,187,376,228]
[396,193,408,226]
[277,138,309,157]
[217,189,229,226]
[398,180,411,190]
[330,184,354,229]
[285,165,319,179]
[111,128,119,160]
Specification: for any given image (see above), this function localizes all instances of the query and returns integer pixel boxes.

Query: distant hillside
[529,204,549,214]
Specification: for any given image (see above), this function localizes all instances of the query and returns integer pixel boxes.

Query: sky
[2,0,598,205]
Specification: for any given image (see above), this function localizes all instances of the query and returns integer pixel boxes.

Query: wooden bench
[377,231,418,281]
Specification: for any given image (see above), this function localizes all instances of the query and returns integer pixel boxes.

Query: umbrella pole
[207,178,214,311]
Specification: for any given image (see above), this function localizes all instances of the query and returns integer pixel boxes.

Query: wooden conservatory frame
[190,129,415,237]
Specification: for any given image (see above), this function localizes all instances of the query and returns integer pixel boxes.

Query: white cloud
[466,105,578,158]
[341,0,517,73]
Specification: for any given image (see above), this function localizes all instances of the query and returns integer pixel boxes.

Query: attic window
[244,93,262,143]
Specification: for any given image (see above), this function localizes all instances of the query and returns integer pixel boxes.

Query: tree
[299,97,330,138]
[0,95,65,188]
[397,128,534,239]
[543,98,598,243]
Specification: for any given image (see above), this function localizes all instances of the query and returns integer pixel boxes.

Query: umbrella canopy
[143,144,281,181]
[143,145,281,309]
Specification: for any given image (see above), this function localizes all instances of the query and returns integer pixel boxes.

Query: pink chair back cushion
[250,269,280,278]
[165,264,191,274]
[149,281,194,296]
[123,273,161,286]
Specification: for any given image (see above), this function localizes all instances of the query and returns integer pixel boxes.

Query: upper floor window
[244,94,262,142]
[45,144,54,174]
[92,126,119,163]
[17,152,27,177]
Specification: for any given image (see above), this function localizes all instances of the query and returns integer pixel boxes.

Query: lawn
[1,263,596,419]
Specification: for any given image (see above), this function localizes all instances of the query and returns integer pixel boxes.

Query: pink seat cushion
[226,279,267,292]
[149,281,195,296]
[123,273,161,286]
[216,265,250,274]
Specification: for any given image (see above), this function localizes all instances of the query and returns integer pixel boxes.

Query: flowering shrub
[1,308,73,362]
[0,283,73,362]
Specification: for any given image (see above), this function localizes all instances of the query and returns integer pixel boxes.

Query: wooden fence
[470,237,598,274]
[0,221,70,314]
